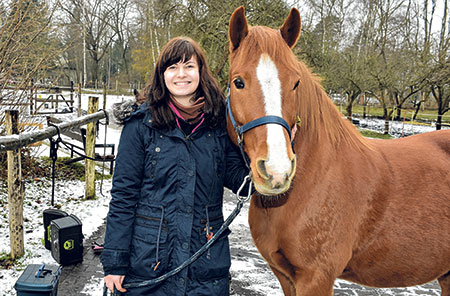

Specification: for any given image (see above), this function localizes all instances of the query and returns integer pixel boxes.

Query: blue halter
[225,87,294,168]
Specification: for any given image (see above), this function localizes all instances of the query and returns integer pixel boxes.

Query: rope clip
[236,174,253,203]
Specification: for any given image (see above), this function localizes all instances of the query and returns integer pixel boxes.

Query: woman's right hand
[104,275,127,293]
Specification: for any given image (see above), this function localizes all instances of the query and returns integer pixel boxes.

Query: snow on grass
[0,178,112,295]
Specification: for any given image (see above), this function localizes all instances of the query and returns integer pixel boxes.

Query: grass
[0,154,112,182]
[0,252,16,269]
[40,157,112,181]
[359,129,393,139]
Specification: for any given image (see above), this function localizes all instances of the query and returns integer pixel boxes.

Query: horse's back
[370,129,450,179]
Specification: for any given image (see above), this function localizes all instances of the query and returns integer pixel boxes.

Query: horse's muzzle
[254,156,296,195]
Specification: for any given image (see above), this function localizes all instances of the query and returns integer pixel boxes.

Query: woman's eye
[233,78,245,89]
[293,79,300,90]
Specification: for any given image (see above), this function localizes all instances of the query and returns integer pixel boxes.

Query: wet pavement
[58,223,106,296]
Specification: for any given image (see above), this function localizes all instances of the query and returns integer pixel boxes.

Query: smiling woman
[100,36,250,296]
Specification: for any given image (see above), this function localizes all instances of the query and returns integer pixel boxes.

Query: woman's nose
[176,67,186,77]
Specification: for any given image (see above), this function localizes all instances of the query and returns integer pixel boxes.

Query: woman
[101,37,249,295]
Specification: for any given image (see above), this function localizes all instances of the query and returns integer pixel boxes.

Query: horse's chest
[248,204,284,254]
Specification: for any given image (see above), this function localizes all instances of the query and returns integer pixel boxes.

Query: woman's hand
[104,275,127,293]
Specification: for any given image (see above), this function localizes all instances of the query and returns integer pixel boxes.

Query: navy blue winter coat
[101,103,249,295]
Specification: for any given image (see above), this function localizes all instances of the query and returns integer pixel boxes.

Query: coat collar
[135,102,228,139]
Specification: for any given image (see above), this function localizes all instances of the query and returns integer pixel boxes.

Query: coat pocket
[191,204,232,280]
[129,206,169,278]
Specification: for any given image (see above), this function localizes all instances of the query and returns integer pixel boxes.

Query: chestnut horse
[227,6,450,296]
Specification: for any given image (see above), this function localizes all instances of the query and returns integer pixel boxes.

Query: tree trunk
[413,101,422,120]
[436,102,443,130]
[346,102,353,120]
[396,107,402,121]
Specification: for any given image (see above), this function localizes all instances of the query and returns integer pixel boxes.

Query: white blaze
[256,54,291,176]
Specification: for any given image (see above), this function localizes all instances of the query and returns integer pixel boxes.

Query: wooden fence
[0,81,80,115]
[1,97,105,259]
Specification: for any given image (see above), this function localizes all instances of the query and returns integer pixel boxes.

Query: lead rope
[104,175,253,295]
[48,123,61,207]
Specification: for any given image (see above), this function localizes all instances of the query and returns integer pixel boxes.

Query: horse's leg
[291,269,335,296]
[270,250,335,296]
[439,271,450,296]
[270,265,296,296]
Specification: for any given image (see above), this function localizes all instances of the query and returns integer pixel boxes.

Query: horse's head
[227,7,301,196]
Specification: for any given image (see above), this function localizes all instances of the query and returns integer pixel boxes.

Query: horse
[226,6,450,296]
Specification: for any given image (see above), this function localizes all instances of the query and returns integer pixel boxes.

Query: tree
[107,0,134,85]
[61,0,115,86]
[130,0,291,88]
[0,0,61,259]
[428,0,450,129]
[0,0,61,129]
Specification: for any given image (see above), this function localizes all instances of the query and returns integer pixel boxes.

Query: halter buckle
[237,133,244,145]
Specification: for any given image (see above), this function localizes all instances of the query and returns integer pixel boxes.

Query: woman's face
[164,56,200,104]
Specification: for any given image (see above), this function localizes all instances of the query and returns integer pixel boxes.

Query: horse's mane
[231,26,368,150]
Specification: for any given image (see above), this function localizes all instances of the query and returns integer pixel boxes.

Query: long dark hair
[143,37,225,130]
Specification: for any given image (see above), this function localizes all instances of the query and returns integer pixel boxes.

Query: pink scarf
[168,97,205,134]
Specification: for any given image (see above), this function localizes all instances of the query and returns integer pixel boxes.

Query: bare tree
[61,0,115,86]
[108,0,135,85]
[0,0,61,130]
[428,0,450,129]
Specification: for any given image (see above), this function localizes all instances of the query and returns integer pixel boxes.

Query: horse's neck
[296,83,366,155]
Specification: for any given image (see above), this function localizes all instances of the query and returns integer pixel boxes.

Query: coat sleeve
[100,117,145,276]
[223,136,252,195]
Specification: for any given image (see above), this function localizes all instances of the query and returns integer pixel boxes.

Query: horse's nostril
[257,159,269,179]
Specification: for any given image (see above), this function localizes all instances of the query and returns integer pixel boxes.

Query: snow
[0,178,112,295]
[0,93,125,295]
[0,94,445,295]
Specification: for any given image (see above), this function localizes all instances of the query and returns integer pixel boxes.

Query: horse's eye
[293,79,300,90]
[233,78,245,89]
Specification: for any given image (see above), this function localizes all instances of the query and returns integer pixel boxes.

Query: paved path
[58,223,106,295]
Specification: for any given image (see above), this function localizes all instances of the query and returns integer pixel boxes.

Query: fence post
[85,96,98,199]
[77,83,82,117]
[29,80,34,115]
[103,83,107,110]
[70,81,74,113]
[5,110,25,259]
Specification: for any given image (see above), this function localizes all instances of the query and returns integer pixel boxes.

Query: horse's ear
[280,8,301,48]
[229,6,249,52]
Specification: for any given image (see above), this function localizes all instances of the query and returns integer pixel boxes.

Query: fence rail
[0,111,106,152]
